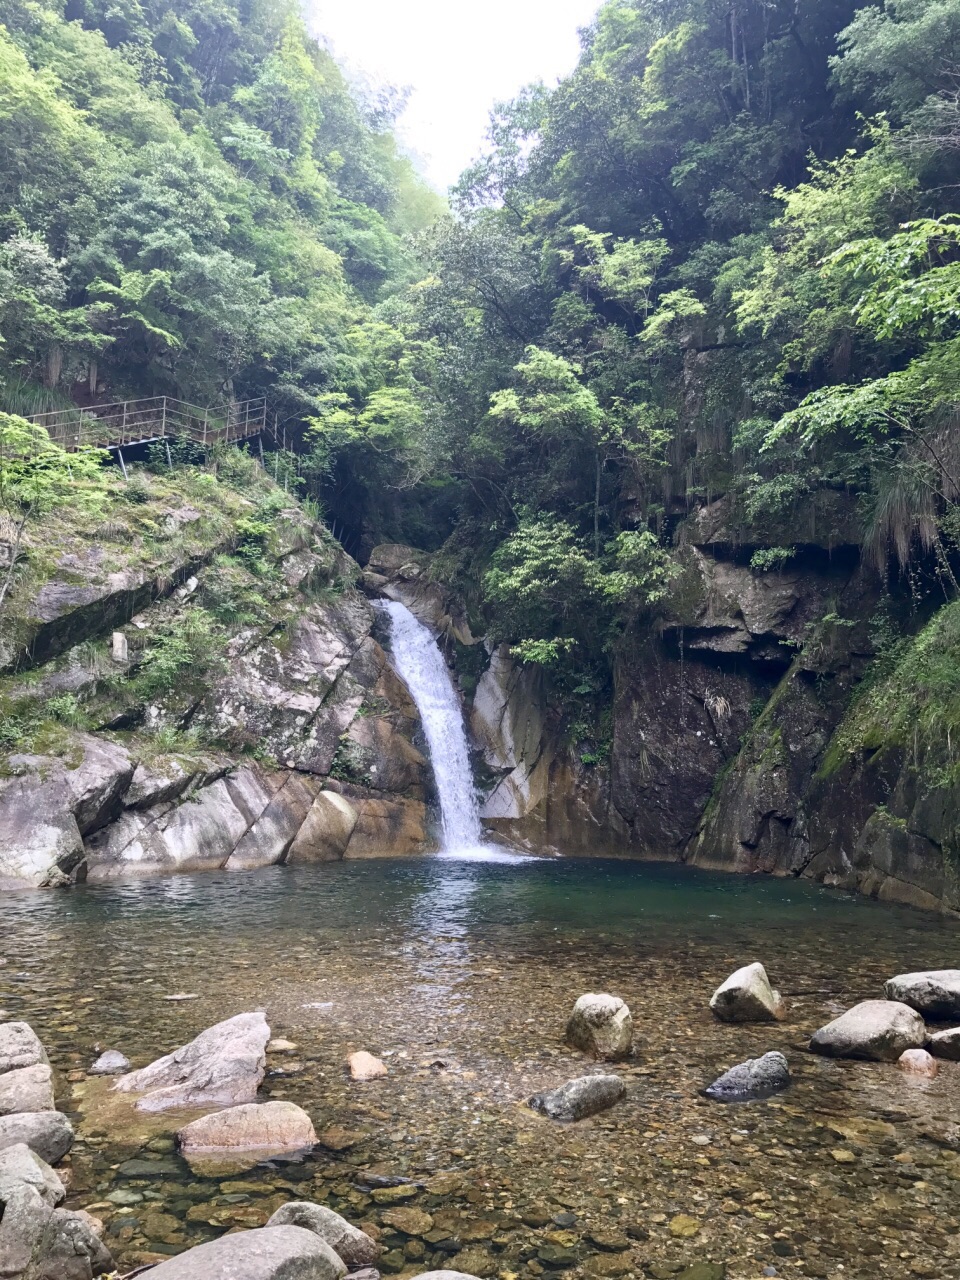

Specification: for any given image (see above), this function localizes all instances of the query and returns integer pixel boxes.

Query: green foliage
[134,608,226,699]
[750,547,796,572]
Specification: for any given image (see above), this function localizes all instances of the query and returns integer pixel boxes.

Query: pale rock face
[928,1026,960,1060]
[0,1024,49,1074]
[704,1051,790,1101]
[89,1050,130,1076]
[266,1202,380,1267]
[885,970,960,1020]
[347,1052,387,1081]
[809,1000,926,1061]
[0,1112,74,1164]
[566,994,633,1061]
[472,645,547,822]
[177,1101,317,1153]
[0,1183,115,1280]
[286,791,359,863]
[0,1065,54,1115]
[0,1144,65,1208]
[709,962,785,1023]
[113,1011,269,1111]
[528,1074,626,1121]
[898,1048,938,1078]
[128,1225,347,1280]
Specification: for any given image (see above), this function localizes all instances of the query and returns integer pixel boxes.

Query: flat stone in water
[117,1158,180,1178]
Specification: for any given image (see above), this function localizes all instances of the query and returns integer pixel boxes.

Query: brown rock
[381,1207,434,1236]
[348,1051,387,1081]
[178,1101,317,1153]
[898,1048,939,1078]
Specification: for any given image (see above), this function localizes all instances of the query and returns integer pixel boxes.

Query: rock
[928,1026,960,1060]
[809,1000,926,1061]
[287,791,359,863]
[0,1144,64,1207]
[898,1048,938,1078]
[408,1273,484,1280]
[885,970,960,1020]
[566,994,633,1061]
[113,1011,269,1111]
[0,1183,115,1280]
[128,1225,347,1279]
[348,1051,387,1081]
[528,1074,626,1121]
[0,1024,49,1074]
[678,1266,725,1280]
[709,962,785,1023]
[668,1214,700,1238]
[380,1207,433,1236]
[266,1202,380,1266]
[703,1051,790,1101]
[177,1101,317,1153]
[268,1039,299,1053]
[341,796,427,859]
[0,1065,54,1115]
[0,1112,74,1164]
[88,1050,129,1076]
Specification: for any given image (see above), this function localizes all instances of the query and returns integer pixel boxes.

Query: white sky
[304,0,603,191]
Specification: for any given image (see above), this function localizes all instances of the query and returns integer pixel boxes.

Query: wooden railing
[26,395,270,453]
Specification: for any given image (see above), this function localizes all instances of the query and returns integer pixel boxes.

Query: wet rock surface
[1,859,960,1278]
[266,1202,380,1266]
[703,1051,790,1102]
[528,1075,626,1121]
[809,1000,927,1061]
[178,1101,318,1155]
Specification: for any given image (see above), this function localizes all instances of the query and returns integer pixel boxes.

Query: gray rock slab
[137,1224,346,1279]
[885,970,960,1020]
[0,1023,49,1075]
[0,1064,54,1115]
[267,1202,380,1267]
[0,1143,65,1207]
[704,1051,791,1102]
[809,1000,926,1062]
[113,1011,269,1111]
[928,1026,960,1061]
[0,1112,73,1164]
[528,1074,626,1121]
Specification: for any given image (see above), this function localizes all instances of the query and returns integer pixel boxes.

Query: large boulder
[266,1202,380,1267]
[134,1225,346,1279]
[0,1066,54,1115]
[566,994,633,1061]
[113,1011,269,1111]
[0,1184,114,1280]
[0,1113,73,1164]
[703,1051,791,1102]
[928,1026,960,1061]
[528,1075,626,1121]
[709,962,785,1023]
[177,1101,316,1154]
[0,1025,49,1074]
[809,1000,926,1062]
[0,1144,64,1208]
[884,970,960,1020]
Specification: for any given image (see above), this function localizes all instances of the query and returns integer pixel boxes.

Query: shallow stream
[2,855,960,1279]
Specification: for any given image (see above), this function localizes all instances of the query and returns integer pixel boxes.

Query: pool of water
[2,856,959,1278]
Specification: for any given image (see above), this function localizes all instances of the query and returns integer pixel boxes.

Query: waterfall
[377,600,485,853]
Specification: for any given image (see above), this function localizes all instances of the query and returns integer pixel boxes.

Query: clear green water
[2,856,959,1279]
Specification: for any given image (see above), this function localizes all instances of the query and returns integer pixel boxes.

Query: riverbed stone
[130,1225,347,1279]
[885,969,960,1019]
[528,1074,626,1121]
[566,994,633,1061]
[898,1048,938,1077]
[88,1050,130,1076]
[709,962,785,1023]
[409,1272,485,1280]
[266,1202,380,1266]
[704,1050,790,1101]
[927,1026,960,1060]
[0,1144,64,1207]
[178,1101,317,1154]
[0,1111,74,1163]
[0,1024,49,1076]
[381,1206,434,1237]
[809,1000,926,1061]
[348,1051,387,1080]
[0,1064,54,1114]
[113,1010,269,1110]
[0,1183,115,1280]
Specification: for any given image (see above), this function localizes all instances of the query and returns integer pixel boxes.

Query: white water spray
[377,600,485,853]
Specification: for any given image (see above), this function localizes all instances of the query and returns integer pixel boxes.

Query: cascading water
[377,600,486,853]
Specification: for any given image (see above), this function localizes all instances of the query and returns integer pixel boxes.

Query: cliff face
[0,472,432,889]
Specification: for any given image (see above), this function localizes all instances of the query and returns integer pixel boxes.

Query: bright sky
[304,0,603,191]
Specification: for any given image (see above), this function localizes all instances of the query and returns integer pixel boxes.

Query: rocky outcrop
[809,1000,927,1061]
[528,1074,626,1121]
[113,1011,269,1111]
[365,544,475,644]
